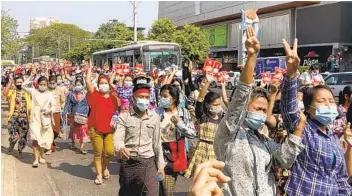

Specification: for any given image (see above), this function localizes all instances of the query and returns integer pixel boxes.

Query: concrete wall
[296,2,352,45]
[158,1,289,26]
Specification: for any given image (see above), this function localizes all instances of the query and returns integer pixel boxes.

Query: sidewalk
[1,102,17,196]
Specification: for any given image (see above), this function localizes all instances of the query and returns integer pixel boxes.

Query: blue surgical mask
[298,101,305,110]
[74,86,83,92]
[245,111,267,130]
[135,98,149,112]
[313,105,338,125]
[160,98,171,108]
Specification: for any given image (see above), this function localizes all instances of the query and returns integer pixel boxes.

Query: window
[338,74,352,85]
[325,75,339,85]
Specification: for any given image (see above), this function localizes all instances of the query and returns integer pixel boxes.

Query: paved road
[1,102,192,196]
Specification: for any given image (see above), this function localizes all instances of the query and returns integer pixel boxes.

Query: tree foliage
[26,23,91,58]
[172,24,210,61]
[1,7,20,59]
[62,40,124,63]
[94,19,144,41]
[147,18,176,42]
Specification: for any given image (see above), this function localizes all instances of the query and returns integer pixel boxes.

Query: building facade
[159,1,352,71]
[30,17,60,31]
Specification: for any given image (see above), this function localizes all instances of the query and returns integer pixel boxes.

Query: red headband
[98,76,109,84]
[133,88,150,95]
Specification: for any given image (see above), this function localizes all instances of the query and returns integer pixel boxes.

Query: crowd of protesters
[2,26,352,196]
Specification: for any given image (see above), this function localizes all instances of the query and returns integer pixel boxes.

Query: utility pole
[32,45,35,63]
[131,1,138,43]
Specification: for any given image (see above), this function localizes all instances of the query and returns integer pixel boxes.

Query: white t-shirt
[299,71,324,86]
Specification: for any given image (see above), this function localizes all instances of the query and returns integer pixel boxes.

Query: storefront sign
[202,24,228,47]
[256,58,280,75]
[303,51,319,66]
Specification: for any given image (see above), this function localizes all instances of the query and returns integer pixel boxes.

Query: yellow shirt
[49,87,65,113]
[6,89,32,121]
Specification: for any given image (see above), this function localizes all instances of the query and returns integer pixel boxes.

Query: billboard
[202,24,228,47]
[256,57,286,76]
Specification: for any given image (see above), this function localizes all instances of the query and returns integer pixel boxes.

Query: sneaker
[32,160,39,168]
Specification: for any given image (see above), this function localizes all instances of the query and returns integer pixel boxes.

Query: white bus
[92,41,182,72]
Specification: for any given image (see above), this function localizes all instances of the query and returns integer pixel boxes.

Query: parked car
[226,71,240,90]
[321,72,331,79]
[324,72,352,101]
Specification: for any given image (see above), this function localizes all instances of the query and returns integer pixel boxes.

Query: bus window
[143,51,179,71]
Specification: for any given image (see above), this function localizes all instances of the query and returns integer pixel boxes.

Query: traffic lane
[1,102,192,196]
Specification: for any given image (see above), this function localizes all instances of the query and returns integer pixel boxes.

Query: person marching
[62,78,90,154]
[3,73,32,159]
[86,62,119,185]
[184,73,223,178]
[114,77,165,196]
[22,67,56,167]
[214,27,305,195]
[46,75,65,155]
[155,84,196,195]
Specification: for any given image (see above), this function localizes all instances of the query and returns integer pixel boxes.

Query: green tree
[94,19,144,41]
[172,24,210,61]
[62,40,124,63]
[147,18,177,42]
[1,7,20,59]
[26,23,91,59]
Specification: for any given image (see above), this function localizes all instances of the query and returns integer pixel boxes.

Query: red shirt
[87,90,117,134]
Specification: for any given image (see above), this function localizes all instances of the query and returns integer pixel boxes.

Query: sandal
[103,169,110,179]
[32,160,39,168]
[80,150,87,155]
[94,177,103,185]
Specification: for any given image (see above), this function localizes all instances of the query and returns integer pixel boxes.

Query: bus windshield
[143,51,180,71]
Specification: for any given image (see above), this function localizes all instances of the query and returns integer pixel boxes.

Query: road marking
[45,172,61,196]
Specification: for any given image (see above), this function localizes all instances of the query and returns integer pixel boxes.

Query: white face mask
[98,84,110,93]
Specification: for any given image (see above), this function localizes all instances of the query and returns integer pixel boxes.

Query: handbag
[162,138,188,173]
[74,112,88,125]
[41,114,52,129]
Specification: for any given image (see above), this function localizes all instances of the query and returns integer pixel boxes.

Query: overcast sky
[2,1,159,35]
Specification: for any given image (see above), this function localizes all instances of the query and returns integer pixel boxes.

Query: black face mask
[16,84,22,90]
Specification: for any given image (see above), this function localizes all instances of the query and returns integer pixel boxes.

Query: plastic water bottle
[110,113,118,128]
[157,173,163,181]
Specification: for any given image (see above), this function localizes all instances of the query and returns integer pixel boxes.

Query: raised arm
[3,75,13,98]
[266,80,279,129]
[280,38,301,133]
[220,81,229,108]
[221,26,259,135]
[86,61,95,94]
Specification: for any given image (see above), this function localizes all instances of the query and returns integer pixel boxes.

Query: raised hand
[344,122,352,147]
[205,73,214,83]
[245,26,260,56]
[270,79,280,95]
[282,38,300,78]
